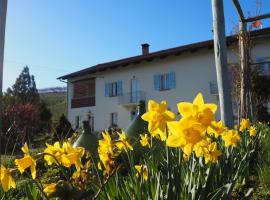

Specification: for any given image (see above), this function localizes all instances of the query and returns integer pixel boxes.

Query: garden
[1,92,270,199]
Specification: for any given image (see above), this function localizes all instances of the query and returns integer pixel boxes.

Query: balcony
[118,91,146,108]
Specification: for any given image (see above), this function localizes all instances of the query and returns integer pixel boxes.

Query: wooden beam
[212,0,234,127]
[232,0,245,21]
[239,21,251,119]
[245,13,270,22]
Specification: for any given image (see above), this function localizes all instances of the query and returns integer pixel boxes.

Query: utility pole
[0,0,7,154]
[211,0,234,127]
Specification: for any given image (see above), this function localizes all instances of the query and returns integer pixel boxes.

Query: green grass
[40,92,67,123]
[250,124,270,199]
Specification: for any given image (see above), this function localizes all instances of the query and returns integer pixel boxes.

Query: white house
[58,28,270,132]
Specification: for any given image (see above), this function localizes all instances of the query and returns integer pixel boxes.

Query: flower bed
[0,93,268,200]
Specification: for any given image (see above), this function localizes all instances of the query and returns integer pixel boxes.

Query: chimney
[141,43,149,55]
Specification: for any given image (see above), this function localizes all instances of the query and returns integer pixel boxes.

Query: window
[105,80,123,97]
[154,72,176,91]
[110,112,118,126]
[71,79,96,108]
[73,79,95,98]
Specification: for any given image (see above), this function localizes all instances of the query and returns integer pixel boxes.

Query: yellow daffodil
[177,93,217,128]
[249,126,257,137]
[98,131,117,175]
[115,131,133,151]
[222,130,240,147]
[44,142,65,165]
[43,183,57,197]
[62,142,85,171]
[140,134,150,147]
[193,139,210,158]
[44,141,85,171]
[135,165,148,181]
[204,142,222,164]
[0,165,16,192]
[207,120,228,138]
[167,117,205,156]
[15,143,36,179]
[239,118,250,132]
[141,100,175,139]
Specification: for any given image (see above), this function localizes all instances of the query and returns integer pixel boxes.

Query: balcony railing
[118,91,146,107]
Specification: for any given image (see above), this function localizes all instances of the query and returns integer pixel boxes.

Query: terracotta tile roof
[58,27,270,80]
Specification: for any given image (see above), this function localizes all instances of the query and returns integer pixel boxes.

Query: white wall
[67,37,270,132]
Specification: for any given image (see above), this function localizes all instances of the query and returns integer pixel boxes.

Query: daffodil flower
[177,93,217,128]
[0,165,16,192]
[167,117,205,156]
[249,126,257,136]
[239,118,250,132]
[222,130,240,147]
[135,165,148,181]
[140,134,150,147]
[15,143,36,179]
[142,100,175,139]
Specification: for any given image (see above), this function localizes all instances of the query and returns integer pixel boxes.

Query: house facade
[58,28,270,132]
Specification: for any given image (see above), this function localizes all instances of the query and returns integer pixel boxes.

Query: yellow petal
[164,110,176,121]
[141,112,152,121]
[166,134,186,147]
[183,143,193,157]
[167,121,181,136]
[177,102,197,117]
[21,143,29,155]
[203,103,217,113]
[193,93,204,108]
[159,100,167,112]
[148,100,159,111]
[30,163,37,179]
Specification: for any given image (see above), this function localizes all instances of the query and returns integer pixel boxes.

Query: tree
[6,66,40,105]
[53,114,74,142]
[2,103,39,149]
[38,100,52,133]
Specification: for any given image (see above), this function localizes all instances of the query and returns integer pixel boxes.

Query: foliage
[5,66,40,105]
[2,103,39,150]
[38,100,53,133]
[251,71,270,123]
[52,114,73,142]
[2,66,52,152]
[257,123,270,186]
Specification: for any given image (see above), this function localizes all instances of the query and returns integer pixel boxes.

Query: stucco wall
[66,37,270,132]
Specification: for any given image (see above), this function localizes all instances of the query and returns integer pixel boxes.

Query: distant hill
[40,91,67,123]
[38,87,67,94]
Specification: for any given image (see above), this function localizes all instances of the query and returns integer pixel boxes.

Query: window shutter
[154,74,160,91]
[105,83,110,97]
[170,72,176,88]
[165,73,170,89]
[209,81,218,94]
[117,80,123,96]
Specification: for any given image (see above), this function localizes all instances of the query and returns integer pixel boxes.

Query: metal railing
[118,91,146,105]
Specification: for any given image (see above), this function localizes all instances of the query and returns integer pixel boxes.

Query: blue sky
[3,0,270,90]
